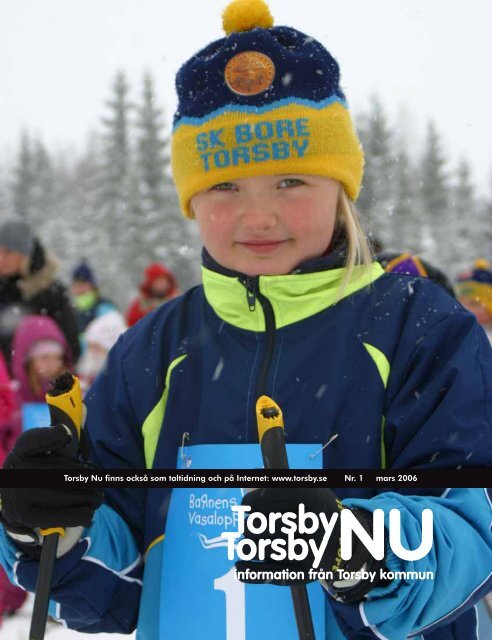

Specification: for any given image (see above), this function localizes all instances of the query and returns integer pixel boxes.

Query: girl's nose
[241,197,277,231]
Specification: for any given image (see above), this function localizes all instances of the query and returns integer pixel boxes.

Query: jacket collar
[201,248,384,331]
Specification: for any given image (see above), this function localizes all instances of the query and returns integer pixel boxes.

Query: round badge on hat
[225,50,275,95]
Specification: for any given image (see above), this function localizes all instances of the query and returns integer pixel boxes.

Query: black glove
[0,424,104,555]
[235,487,386,602]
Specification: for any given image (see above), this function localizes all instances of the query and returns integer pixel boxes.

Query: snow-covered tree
[134,72,199,291]
[100,72,132,205]
[357,96,396,246]
[12,132,35,220]
[30,140,57,231]
[97,71,136,302]
[137,73,168,214]
[392,146,419,253]
[419,121,449,258]
[447,159,476,271]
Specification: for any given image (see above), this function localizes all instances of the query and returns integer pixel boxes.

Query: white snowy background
[1,0,491,192]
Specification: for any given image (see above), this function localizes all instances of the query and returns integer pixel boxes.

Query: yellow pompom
[222,0,274,35]
[474,258,491,271]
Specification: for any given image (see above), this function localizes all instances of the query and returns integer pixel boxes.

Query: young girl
[11,315,73,405]
[0,2,491,639]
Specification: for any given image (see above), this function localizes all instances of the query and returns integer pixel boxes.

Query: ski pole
[29,373,84,640]
[256,396,316,640]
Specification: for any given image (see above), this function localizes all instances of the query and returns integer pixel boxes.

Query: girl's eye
[278,178,305,188]
[210,182,236,191]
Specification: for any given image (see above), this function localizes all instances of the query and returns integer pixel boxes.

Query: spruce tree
[12,131,35,220]
[30,140,56,232]
[137,73,167,214]
[97,71,135,303]
[393,146,419,253]
[135,72,200,291]
[54,134,104,280]
[419,121,449,259]
[446,159,476,273]
[357,96,395,247]
[134,72,167,273]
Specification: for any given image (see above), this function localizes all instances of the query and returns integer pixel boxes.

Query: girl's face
[191,174,340,276]
[30,353,64,381]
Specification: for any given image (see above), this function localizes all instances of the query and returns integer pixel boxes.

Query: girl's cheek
[210,200,238,221]
[208,210,227,225]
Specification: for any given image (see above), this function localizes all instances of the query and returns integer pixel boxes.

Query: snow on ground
[3,594,491,638]
[1,594,136,639]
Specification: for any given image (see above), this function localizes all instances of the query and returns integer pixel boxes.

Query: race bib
[159,444,343,639]
[22,402,51,431]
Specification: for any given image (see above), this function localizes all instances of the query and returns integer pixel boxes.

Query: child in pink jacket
[0,351,26,623]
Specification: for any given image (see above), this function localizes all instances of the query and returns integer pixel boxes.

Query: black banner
[0,468,489,488]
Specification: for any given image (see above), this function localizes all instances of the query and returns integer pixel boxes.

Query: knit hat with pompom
[171,0,364,217]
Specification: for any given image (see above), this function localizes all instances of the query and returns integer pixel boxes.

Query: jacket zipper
[240,276,276,399]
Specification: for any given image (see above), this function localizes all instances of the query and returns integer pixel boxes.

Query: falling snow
[212,358,224,381]
[315,384,327,399]
[281,72,293,86]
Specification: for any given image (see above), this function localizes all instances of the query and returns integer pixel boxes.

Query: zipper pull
[240,277,258,312]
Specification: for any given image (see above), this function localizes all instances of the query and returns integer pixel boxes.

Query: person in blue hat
[71,261,118,334]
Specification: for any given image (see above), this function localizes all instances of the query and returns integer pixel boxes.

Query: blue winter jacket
[1,254,491,639]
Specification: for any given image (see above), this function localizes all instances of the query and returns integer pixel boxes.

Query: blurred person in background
[0,351,16,448]
[71,261,118,335]
[0,218,80,371]
[77,310,127,393]
[0,351,26,625]
[125,262,179,327]
[456,259,492,343]
[11,315,73,405]
[377,250,456,298]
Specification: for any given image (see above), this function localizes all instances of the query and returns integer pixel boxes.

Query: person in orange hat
[125,263,179,327]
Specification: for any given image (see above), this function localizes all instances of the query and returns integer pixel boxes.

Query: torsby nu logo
[222,505,434,565]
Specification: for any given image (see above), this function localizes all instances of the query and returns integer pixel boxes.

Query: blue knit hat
[72,261,96,285]
[171,0,364,217]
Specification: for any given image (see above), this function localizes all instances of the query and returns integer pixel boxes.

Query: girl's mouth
[239,240,288,254]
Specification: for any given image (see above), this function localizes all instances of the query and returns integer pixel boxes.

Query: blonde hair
[334,187,373,298]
